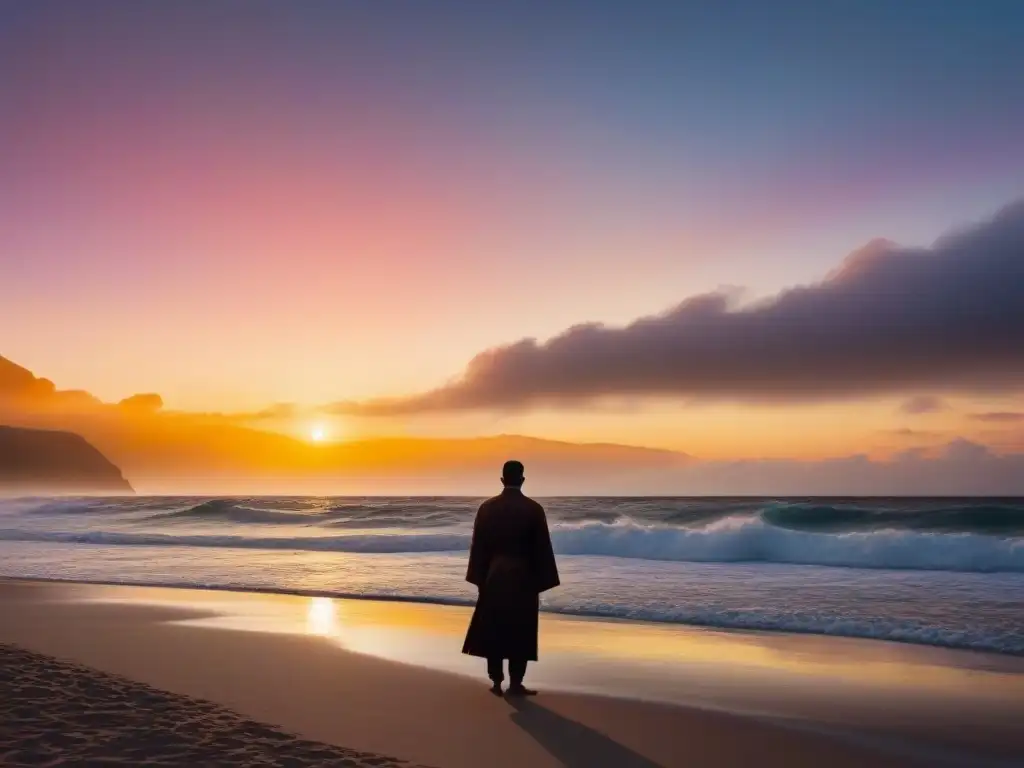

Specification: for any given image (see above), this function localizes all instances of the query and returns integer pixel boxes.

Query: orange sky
[2,3,1023,467]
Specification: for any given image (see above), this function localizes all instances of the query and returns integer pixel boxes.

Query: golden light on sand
[306,597,340,637]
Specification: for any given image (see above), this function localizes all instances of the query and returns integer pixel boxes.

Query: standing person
[462,460,560,696]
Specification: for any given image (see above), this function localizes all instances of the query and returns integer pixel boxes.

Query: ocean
[1,496,1022,655]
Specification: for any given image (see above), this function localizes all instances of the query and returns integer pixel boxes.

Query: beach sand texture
[1,644,427,767]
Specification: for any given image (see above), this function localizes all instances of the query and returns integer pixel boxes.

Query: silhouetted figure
[462,460,560,696]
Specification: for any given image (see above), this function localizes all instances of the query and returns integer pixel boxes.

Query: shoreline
[2,578,1023,766]
[7,573,1023,660]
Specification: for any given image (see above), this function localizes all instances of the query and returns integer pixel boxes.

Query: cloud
[118,393,164,413]
[7,346,1024,493]
[250,403,299,420]
[900,395,948,415]
[883,427,943,439]
[0,355,56,399]
[1,353,307,433]
[671,439,1024,496]
[0,355,102,412]
[336,200,1024,416]
[187,403,300,423]
[970,411,1024,423]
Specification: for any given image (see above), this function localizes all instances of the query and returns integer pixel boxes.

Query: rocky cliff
[0,425,133,494]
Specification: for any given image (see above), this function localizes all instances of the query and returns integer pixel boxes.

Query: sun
[310,424,328,443]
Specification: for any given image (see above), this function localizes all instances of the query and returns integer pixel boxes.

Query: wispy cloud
[118,394,164,412]
[900,395,948,415]
[883,427,944,439]
[969,411,1024,423]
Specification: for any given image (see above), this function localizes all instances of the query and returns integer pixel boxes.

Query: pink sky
[2,3,1023,460]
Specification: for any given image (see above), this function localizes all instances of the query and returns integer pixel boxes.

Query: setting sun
[2,6,1023,766]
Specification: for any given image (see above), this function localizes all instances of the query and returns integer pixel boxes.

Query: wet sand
[1,579,1022,767]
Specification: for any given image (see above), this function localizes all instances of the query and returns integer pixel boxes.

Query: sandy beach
[2,580,1022,767]
[1,643,425,767]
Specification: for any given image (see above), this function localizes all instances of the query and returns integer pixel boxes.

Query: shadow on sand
[506,697,663,768]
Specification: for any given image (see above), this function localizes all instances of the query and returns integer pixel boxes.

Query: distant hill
[1,352,692,494]
[69,422,690,495]
[0,425,133,494]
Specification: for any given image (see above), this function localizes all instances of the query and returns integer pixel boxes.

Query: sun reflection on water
[306,597,340,637]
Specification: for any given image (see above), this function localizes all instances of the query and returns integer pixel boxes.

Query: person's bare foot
[489,682,504,696]
[506,684,537,696]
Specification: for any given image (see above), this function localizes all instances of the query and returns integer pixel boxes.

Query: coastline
[4,495,1021,659]
[2,579,1022,767]
[7,572,1023,659]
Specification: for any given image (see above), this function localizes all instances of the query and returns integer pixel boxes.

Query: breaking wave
[1,516,1021,572]
[9,497,1024,532]
[2,496,1023,657]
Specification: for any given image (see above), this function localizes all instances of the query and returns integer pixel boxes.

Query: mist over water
[1,496,1022,654]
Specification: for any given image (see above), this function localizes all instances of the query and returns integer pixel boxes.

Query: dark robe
[461,488,560,661]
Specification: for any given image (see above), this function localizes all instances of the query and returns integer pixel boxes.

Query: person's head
[501,460,525,489]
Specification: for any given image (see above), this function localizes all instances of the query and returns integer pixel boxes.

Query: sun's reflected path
[306,597,340,637]
[297,596,486,678]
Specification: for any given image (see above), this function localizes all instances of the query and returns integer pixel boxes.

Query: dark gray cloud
[970,411,1024,423]
[900,395,948,415]
[336,200,1024,416]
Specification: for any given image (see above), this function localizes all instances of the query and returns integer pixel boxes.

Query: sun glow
[306,597,340,637]
[310,424,328,443]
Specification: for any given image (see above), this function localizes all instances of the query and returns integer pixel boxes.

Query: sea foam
[1,516,1021,572]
